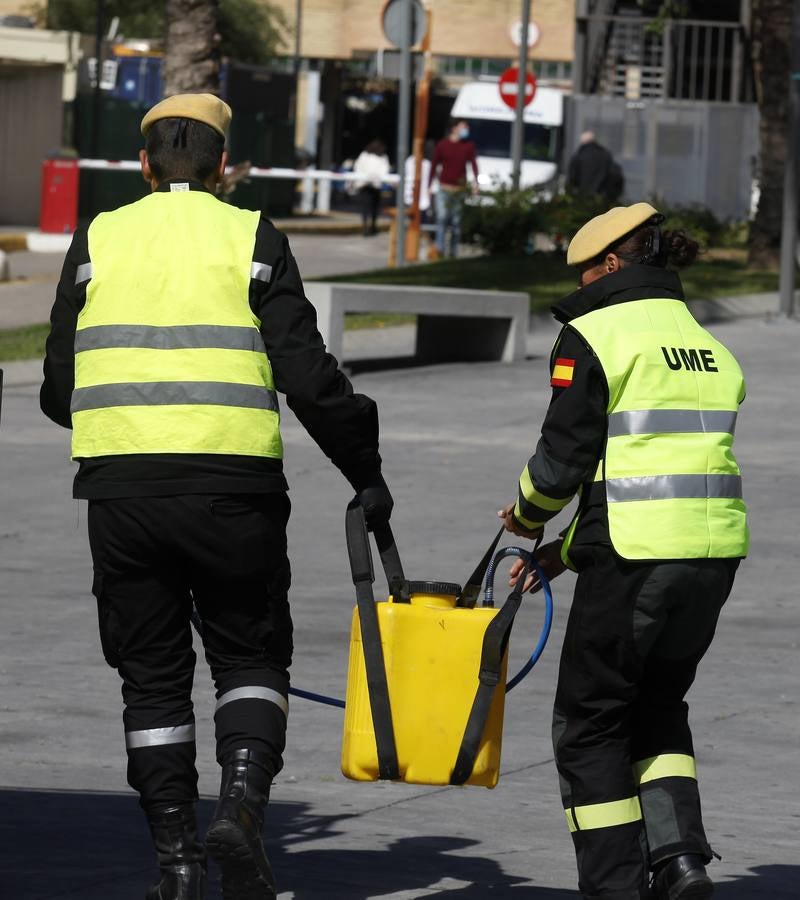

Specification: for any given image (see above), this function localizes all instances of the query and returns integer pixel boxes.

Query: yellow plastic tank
[341,581,508,788]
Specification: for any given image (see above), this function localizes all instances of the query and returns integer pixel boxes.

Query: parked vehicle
[449,81,564,189]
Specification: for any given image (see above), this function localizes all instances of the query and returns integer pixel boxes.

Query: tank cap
[407,580,463,597]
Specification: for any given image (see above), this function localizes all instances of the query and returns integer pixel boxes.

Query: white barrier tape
[77,159,400,185]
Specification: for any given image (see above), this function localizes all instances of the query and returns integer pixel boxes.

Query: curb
[687,292,785,322]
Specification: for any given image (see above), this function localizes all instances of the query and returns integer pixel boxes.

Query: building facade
[271,0,576,86]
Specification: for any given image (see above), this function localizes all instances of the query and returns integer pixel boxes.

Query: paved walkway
[1,316,798,897]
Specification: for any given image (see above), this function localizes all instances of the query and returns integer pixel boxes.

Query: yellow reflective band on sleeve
[513,501,544,530]
[634,753,697,785]
[519,465,572,513]
[565,796,642,833]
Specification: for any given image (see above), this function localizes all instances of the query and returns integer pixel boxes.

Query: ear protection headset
[639,213,667,266]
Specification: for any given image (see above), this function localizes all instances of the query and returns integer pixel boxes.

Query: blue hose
[288,686,345,709]
[482,546,554,693]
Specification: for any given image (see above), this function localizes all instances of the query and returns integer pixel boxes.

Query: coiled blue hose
[483,546,554,693]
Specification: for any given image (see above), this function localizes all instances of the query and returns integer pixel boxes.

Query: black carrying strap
[345,500,404,781]
[456,526,505,608]
[450,554,530,786]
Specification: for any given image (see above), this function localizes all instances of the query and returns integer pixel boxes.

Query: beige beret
[140,93,232,138]
[567,202,660,265]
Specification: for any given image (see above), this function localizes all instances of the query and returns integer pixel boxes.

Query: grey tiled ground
[1,315,798,898]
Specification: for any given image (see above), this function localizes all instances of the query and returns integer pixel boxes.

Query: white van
[449,80,564,189]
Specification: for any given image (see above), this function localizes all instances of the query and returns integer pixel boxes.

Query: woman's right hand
[508,539,567,594]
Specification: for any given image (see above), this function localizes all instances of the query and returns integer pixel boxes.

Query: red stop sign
[498,67,536,110]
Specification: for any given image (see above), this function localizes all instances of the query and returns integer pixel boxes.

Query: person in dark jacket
[567,131,624,204]
[40,93,393,900]
[498,203,748,900]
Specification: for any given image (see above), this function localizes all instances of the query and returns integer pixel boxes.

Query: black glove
[357,476,394,529]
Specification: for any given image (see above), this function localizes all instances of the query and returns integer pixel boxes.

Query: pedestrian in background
[429,120,479,258]
[499,202,748,900]
[40,93,393,900]
[352,139,390,236]
[567,130,625,205]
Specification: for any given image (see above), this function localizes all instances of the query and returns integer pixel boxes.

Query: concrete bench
[304,282,530,365]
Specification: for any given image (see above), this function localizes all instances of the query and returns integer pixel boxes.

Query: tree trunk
[164,0,221,97]
[748,0,792,269]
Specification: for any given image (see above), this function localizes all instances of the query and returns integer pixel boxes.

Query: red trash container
[40,159,79,234]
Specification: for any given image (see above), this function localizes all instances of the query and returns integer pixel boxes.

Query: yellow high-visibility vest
[562,297,749,562]
[71,190,282,460]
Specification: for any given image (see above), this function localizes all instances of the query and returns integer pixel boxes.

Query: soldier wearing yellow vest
[40,94,393,900]
[498,203,747,900]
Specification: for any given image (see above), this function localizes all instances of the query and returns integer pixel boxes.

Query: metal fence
[575,12,752,103]
[564,94,759,221]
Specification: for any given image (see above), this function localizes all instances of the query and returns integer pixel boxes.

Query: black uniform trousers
[88,493,292,812]
[553,546,739,900]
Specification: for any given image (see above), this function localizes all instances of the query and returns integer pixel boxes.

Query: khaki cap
[140,93,232,138]
[567,201,660,265]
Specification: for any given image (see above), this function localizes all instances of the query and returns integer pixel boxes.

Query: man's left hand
[497,502,543,540]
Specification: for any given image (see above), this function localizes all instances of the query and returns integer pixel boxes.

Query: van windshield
[465,119,558,163]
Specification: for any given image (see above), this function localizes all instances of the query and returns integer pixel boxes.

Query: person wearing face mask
[429,119,479,257]
[497,203,748,900]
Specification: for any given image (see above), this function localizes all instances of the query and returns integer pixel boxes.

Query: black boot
[145,804,206,900]
[651,854,713,900]
[206,749,277,900]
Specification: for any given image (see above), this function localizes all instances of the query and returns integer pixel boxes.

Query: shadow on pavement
[1,787,574,899]
[4,788,793,898]
[714,865,800,898]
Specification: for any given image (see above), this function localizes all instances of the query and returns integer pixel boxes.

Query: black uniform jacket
[516,264,687,555]
[40,180,383,499]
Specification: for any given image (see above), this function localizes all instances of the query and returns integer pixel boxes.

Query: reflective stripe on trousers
[125,723,196,750]
[565,796,642,833]
[215,685,289,718]
[634,753,697,785]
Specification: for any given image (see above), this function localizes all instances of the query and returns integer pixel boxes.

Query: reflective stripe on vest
[564,298,748,561]
[607,408,737,438]
[605,473,742,503]
[71,192,282,460]
[74,323,266,353]
[71,381,279,413]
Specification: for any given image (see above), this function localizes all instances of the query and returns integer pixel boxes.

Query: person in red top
[429,120,479,257]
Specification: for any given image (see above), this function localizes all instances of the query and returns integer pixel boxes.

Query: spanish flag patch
[551,357,576,387]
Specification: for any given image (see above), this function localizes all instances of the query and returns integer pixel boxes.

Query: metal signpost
[511,0,533,191]
[779,0,800,317]
[383,0,426,267]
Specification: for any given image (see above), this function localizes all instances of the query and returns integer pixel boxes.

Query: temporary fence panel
[564,94,758,221]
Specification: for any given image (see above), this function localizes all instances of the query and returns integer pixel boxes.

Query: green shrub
[535,193,608,250]
[462,186,543,255]
[656,202,724,251]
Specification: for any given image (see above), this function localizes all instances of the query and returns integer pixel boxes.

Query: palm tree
[748,0,793,269]
[164,0,221,96]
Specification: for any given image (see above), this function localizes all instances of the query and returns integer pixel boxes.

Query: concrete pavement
[1,316,798,898]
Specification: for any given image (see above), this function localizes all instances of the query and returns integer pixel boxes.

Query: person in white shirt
[353,140,391,236]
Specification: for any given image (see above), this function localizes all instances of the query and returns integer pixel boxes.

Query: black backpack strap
[450,556,530,786]
[456,526,505,608]
[345,500,401,781]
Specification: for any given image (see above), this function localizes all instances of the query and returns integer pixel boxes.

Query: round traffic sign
[510,20,541,49]
[498,67,537,110]
[382,0,427,49]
